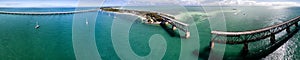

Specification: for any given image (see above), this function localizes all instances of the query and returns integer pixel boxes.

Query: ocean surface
[0,6,299,60]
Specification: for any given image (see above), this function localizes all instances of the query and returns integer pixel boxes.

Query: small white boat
[35,25,40,29]
[35,21,40,29]
[85,19,89,25]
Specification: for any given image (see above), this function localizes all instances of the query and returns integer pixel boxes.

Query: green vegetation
[100,7,120,12]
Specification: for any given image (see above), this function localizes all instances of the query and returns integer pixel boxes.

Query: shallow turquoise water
[0,6,299,60]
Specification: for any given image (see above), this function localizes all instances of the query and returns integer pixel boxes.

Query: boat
[85,19,89,25]
[35,21,40,29]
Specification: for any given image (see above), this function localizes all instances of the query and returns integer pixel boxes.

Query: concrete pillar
[185,31,190,39]
[210,41,214,49]
[296,22,299,27]
[165,22,169,25]
[270,33,276,44]
[286,27,291,33]
[172,26,177,30]
[243,42,249,53]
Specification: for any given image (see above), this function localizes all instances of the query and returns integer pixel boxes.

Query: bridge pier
[242,42,249,53]
[270,33,276,44]
[172,25,177,30]
[296,22,299,27]
[286,27,291,33]
[210,41,215,49]
[185,31,190,38]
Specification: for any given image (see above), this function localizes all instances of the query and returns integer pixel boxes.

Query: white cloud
[124,0,300,6]
[255,2,299,6]
[125,0,204,6]
[201,0,300,6]
[0,0,105,7]
[0,1,76,7]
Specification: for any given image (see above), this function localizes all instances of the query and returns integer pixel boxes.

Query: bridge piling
[185,31,190,38]
[270,33,276,44]
[242,42,249,53]
[296,22,299,27]
[210,41,215,49]
[172,26,177,30]
[286,27,291,33]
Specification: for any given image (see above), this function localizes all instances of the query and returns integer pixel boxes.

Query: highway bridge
[210,16,300,53]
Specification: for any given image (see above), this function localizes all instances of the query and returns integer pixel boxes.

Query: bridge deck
[212,16,300,36]
[159,15,189,32]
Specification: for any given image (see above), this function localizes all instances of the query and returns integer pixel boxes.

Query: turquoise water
[0,6,299,60]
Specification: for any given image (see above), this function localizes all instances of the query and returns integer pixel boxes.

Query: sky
[0,0,299,7]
